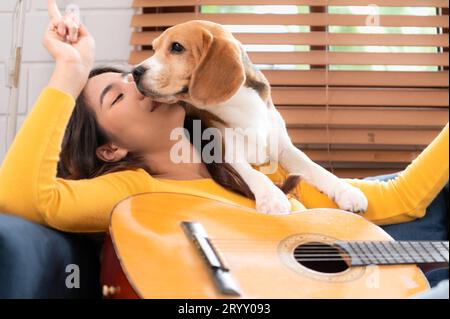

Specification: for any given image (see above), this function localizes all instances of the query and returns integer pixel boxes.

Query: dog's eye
[170,42,185,53]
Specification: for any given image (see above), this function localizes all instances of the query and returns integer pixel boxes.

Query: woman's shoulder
[97,167,155,181]
[57,167,157,188]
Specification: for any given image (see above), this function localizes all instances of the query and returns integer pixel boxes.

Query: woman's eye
[170,42,185,53]
[111,93,124,106]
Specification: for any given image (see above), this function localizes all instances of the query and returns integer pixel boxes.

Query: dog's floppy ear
[151,31,163,49]
[189,31,245,107]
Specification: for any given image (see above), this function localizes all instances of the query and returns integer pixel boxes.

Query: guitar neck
[337,241,449,266]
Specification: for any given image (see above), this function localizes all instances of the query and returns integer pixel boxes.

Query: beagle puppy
[132,20,368,214]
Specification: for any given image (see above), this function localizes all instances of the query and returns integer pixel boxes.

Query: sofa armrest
[0,213,102,298]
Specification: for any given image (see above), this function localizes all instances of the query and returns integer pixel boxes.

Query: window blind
[129,0,449,178]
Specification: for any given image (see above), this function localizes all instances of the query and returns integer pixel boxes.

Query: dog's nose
[132,65,146,84]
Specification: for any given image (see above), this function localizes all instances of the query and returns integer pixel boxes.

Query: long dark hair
[57,65,298,200]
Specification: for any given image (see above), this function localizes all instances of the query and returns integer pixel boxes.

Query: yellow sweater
[0,87,448,232]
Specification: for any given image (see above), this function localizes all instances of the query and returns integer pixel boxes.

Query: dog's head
[132,20,245,108]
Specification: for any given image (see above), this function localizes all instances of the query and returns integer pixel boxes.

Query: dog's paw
[332,184,368,213]
[254,185,291,215]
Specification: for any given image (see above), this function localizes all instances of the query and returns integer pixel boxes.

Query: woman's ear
[189,33,245,107]
[96,143,128,162]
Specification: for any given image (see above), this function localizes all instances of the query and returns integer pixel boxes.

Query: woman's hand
[44,0,96,98]
[43,0,95,69]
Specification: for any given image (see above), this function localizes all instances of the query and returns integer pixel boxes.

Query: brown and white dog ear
[189,33,245,107]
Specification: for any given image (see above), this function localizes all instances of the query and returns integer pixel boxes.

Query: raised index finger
[47,0,62,19]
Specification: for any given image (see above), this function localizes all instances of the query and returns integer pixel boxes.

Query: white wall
[0,0,134,162]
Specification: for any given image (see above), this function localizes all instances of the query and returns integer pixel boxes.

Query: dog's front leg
[223,137,291,214]
[278,138,368,213]
[230,161,292,214]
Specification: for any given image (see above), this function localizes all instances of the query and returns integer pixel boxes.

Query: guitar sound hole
[294,242,350,274]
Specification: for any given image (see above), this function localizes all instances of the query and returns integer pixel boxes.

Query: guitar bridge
[181,221,241,296]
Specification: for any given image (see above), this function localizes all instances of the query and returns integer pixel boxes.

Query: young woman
[0,1,448,233]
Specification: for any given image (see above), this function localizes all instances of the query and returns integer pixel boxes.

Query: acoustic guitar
[100,192,449,299]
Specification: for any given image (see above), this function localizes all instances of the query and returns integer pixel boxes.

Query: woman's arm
[0,1,93,224]
[0,1,90,230]
[0,1,154,232]
[293,123,449,225]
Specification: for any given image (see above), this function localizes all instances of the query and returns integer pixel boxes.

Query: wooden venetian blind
[129,0,449,178]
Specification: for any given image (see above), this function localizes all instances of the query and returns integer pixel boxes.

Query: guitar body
[101,192,430,299]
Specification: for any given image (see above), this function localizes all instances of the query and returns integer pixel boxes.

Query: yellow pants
[293,123,449,225]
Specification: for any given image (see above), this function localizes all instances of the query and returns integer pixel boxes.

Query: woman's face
[83,72,186,155]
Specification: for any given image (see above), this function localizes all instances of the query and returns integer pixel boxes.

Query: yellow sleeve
[293,123,449,225]
[0,87,155,232]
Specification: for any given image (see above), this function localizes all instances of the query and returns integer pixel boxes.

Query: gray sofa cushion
[0,214,102,298]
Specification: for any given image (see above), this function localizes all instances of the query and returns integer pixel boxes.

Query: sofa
[0,173,448,298]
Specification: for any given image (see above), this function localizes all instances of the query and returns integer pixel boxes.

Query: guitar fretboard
[337,241,449,266]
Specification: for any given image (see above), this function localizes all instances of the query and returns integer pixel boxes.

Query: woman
[0,1,448,233]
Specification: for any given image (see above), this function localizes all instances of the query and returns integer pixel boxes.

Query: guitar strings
[212,245,444,256]
[210,237,448,245]
[214,249,444,262]
[211,243,446,251]
[215,250,442,259]
[211,239,448,250]
[210,243,446,261]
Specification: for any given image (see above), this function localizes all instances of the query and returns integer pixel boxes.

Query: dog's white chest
[207,86,275,165]
[213,86,269,127]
